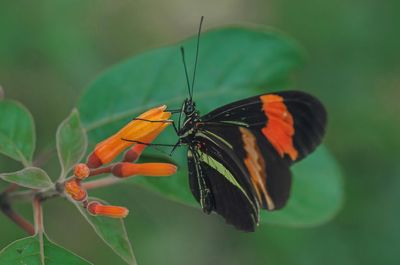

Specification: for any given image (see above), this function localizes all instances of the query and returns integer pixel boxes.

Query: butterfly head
[183,98,196,116]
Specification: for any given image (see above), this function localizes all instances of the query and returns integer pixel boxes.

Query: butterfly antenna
[190,16,204,99]
[180,46,192,99]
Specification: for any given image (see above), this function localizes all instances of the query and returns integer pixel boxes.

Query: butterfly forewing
[201,90,327,163]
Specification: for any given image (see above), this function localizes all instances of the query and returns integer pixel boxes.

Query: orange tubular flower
[87,201,129,218]
[123,124,169,162]
[65,179,87,201]
[112,162,177,178]
[87,105,171,168]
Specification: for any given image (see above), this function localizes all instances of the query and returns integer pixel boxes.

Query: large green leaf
[0,234,92,265]
[0,99,35,165]
[74,199,136,265]
[79,27,303,141]
[0,167,53,189]
[56,109,87,180]
[77,27,343,226]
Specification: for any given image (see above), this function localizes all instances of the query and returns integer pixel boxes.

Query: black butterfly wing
[201,90,327,162]
[196,126,292,211]
[196,91,326,210]
[187,131,260,232]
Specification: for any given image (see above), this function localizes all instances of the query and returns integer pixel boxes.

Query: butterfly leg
[200,186,212,214]
[121,139,178,147]
[168,141,183,156]
[131,118,179,135]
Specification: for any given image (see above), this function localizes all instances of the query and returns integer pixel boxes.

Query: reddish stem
[0,203,35,235]
[82,176,121,190]
[33,196,45,265]
[33,196,43,234]
[89,165,113,177]
[3,183,19,193]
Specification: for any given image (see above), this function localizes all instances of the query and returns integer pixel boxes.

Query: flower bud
[65,179,87,201]
[112,162,177,178]
[74,163,90,180]
[87,201,129,218]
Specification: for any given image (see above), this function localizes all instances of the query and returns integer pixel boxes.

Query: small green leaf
[74,198,136,265]
[0,234,92,265]
[56,109,87,180]
[261,147,344,226]
[0,167,53,189]
[0,100,35,165]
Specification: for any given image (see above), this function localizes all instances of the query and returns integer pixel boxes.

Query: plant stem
[0,201,35,235]
[1,170,122,235]
[89,165,113,177]
[3,183,19,193]
[33,196,44,234]
[33,196,45,265]
[83,176,122,190]
[6,186,61,203]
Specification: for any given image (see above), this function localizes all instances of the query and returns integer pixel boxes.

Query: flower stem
[83,176,122,190]
[0,200,35,235]
[33,196,45,265]
[33,196,44,234]
[89,165,113,177]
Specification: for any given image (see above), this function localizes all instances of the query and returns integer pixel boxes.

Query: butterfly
[173,17,327,231]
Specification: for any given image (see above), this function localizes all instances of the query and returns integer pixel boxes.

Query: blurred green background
[1,1,399,265]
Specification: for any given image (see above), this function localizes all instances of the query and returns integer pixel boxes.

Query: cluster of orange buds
[64,105,177,218]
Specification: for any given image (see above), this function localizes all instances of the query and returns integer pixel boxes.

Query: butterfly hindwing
[198,125,292,210]
[187,132,260,231]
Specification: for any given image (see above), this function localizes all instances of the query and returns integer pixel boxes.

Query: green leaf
[0,100,35,165]
[77,27,343,226]
[0,234,92,265]
[74,198,136,265]
[261,147,344,227]
[56,109,87,180]
[0,167,53,189]
[78,27,303,141]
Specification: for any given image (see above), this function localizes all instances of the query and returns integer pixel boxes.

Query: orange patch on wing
[260,95,298,161]
[240,127,275,210]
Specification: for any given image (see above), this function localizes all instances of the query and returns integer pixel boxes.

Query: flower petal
[123,122,171,162]
[65,179,87,201]
[112,162,177,178]
[87,201,129,218]
[86,106,171,168]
